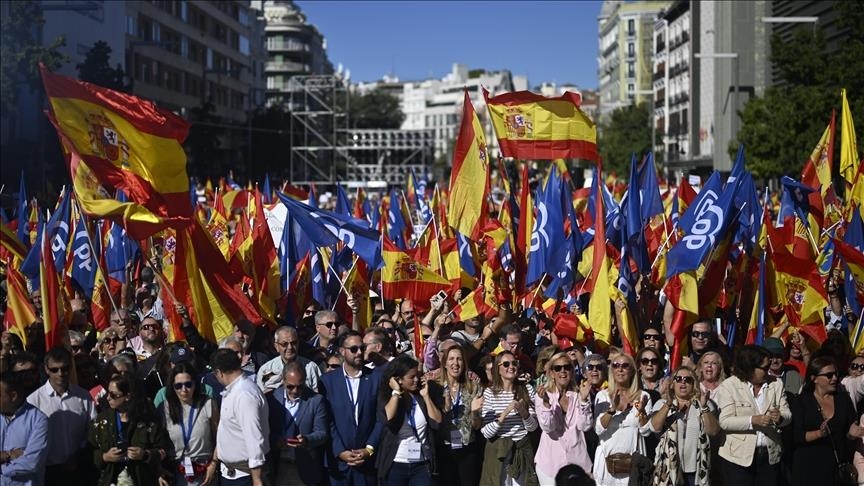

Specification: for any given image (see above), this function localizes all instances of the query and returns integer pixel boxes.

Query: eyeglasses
[107,391,126,400]
[343,345,367,354]
[284,384,303,391]
[102,337,122,344]
[673,375,695,384]
[640,358,659,366]
[173,381,195,390]
[47,365,70,374]
[321,321,339,329]
[585,363,604,371]
[817,371,838,379]
[551,364,570,373]
[140,324,160,331]
[326,362,341,369]
[611,362,631,370]
[499,360,519,370]
[851,363,864,371]
[642,334,662,341]
[691,331,712,339]
[276,341,298,348]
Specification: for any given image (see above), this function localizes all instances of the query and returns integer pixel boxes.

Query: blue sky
[298,1,602,90]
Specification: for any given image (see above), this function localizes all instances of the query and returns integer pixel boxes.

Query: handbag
[821,413,857,486]
[605,453,633,475]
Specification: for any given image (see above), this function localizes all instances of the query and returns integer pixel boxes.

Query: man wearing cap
[258,327,322,394]
[763,337,803,395]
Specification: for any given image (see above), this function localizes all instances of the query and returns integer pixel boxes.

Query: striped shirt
[480,384,538,441]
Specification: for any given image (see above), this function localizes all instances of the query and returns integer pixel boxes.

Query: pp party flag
[277,193,384,270]
[833,238,864,310]
[68,213,97,299]
[637,152,664,222]
[624,154,649,274]
[456,231,477,278]
[448,90,490,240]
[586,162,613,347]
[41,66,193,240]
[801,111,836,197]
[483,88,598,161]
[778,176,816,228]
[381,238,451,303]
[527,165,566,287]
[452,285,496,322]
[841,88,860,186]
[386,190,409,249]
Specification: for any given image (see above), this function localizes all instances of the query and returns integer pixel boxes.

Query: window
[152,22,161,42]
[239,35,250,56]
[628,83,635,92]
[628,42,635,57]
[179,1,188,22]
[627,62,635,78]
[238,7,250,26]
[180,37,189,58]
[206,48,213,70]
[125,15,137,36]
[628,19,635,35]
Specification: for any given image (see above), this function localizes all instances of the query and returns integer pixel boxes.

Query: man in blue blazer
[319,331,383,486]
[267,361,329,486]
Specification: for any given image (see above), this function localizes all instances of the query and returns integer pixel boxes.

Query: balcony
[656,41,666,54]
[653,63,665,81]
[267,41,309,53]
[265,61,308,73]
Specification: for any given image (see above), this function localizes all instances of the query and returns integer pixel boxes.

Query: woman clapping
[436,346,483,486]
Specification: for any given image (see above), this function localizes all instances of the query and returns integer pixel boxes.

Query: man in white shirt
[258,327,322,393]
[212,348,270,486]
[26,346,96,485]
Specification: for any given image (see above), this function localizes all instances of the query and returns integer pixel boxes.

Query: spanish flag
[483,88,598,162]
[587,163,613,346]
[3,266,37,346]
[448,90,490,240]
[41,66,193,240]
[452,284,496,322]
[841,89,860,186]
[39,224,65,349]
[770,246,828,344]
[0,224,28,263]
[801,111,836,198]
[382,238,451,302]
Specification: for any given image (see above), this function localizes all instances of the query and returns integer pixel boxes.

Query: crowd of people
[2,269,864,486]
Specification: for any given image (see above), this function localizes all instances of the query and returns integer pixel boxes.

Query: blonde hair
[545,352,577,395]
[607,353,641,403]
[536,345,558,376]
[438,345,478,396]
[697,351,727,383]
[666,365,700,404]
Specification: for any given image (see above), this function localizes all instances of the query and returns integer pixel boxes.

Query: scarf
[652,403,711,486]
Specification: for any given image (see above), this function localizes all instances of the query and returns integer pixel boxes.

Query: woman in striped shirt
[479,351,539,486]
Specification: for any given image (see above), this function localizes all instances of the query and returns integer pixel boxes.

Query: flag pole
[327,260,351,311]
[71,199,120,317]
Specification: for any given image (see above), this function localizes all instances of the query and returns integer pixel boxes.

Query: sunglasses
[640,358,660,366]
[47,365,71,374]
[691,331,712,339]
[817,371,838,380]
[673,375,695,384]
[173,381,195,390]
[108,391,126,400]
[344,345,367,354]
[102,337,122,344]
[284,384,303,391]
[276,341,298,348]
[642,334,662,341]
[585,363,604,371]
[499,360,519,369]
[326,362,341,369]
[851,363,864,371]
[141,324,160,331]
[551,364,570,373]
[321,321,339,329]
[611,362,631,370]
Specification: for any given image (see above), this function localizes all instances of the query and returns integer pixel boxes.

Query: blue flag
[617,225,638,313]
[277,193,383,270]
[527,166,566,286]
[386,190,408,249]
[637,152,664,222]
[369,198,381,232]
[16,172,29,247]
[20,212,45,283]
[732,172,760,252]
[844,209,864,317]
[728,145,746,186]
[335,184,352,217]
[778,176,816,227]
[262,173,273,205]
[456,231,476,277]
[624,155,650,274]
[309,244,327,307]
[412,169,432,224]
[666,173,741,278]
[48,192,72,273]
[105,222,128,283]
[70,214,96,298]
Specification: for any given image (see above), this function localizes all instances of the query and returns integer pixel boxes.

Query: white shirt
[748,382,769,447]
[26,381,95,466]
[217,374,270,478]
[393,397,428,463]
[344,366,361,425]
[256,355,321,393]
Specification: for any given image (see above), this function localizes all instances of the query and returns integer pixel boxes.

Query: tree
[597,102,651,177]
[348,89,404,129]
[184,100,224,177]
[76,41,130,92]
[0,2,66,112]
[736,0,864,180]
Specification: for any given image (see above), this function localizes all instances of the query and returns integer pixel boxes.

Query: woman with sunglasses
[636,347,666,461]
[535,352,593,486]
[790,356,864,486]
[162,363,218,486]
[97,328,127,364]
[434,345,483,486]
[88,373,173,486]
[593,353,652,486]
[376,355,442,486]
[649,366,719,486]
[480,351,539,486]
[324,352,343,372]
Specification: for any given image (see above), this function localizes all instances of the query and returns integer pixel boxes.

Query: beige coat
[714,376,791,467]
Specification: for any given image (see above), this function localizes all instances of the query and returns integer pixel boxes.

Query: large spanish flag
[801,111,836,198]
[448,90,490,241]
[483,88,598,161]
[587,163,613,347]
[452,284,496,322]
[382,238,451,302]
[41,66,192,240]
[770,247,828,344]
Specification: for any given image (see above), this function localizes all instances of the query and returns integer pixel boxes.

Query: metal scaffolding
[342,128,434,188]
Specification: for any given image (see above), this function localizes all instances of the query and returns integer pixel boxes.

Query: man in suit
[267,362,329,486]
[319,331,383,486]
[715,345,792,486]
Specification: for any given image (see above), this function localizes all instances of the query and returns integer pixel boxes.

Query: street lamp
[694,52,740,145]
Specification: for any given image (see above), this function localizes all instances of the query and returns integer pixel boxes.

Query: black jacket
[374,392,439,479]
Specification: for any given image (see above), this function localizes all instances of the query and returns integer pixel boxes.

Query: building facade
[253,0,332,106]
[597,0,671,121]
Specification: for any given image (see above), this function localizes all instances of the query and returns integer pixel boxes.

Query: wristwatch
[365,445,375,457]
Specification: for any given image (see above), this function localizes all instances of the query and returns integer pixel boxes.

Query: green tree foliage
[348,89,404,129]
[76,41,130,92]
[736,0,864,180]
[597,102,651,177]
[184,100,224,177]
[0,2,66,111]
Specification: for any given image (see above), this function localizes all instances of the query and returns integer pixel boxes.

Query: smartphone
[436,290,448,301]
[285,437,301,445]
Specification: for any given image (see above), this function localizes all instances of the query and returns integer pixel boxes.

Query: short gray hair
[218,335,243,348]
[68,330,85,344]
[273,326,297,341]
[281,361,306,380]
[315,310,338,326]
